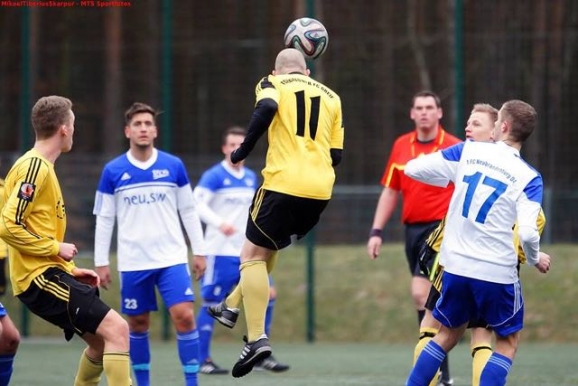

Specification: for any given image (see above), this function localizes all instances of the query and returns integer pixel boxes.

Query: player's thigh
[120,269,159,315]
[156,264,195,309]
[474,279,524,337]
[18,267,110,340]
[201,256,240,302]
[433,271,476,328]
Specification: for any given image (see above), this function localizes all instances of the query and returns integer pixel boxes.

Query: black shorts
[246,188,329,250]
[18,267,111,341]
[424,266,489,329]
[405,221,441,277]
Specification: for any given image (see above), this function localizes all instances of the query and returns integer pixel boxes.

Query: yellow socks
[414,328,440,386]
[471,344,493,386]
[226,284,243,309]
[226,252,279,309]
[239,260,269,341]
[74,350,103,386]
[266,251,278,273]
[414,327,438,363]
[103,352,132,386]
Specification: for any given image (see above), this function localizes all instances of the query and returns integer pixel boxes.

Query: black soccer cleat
[199,358,229,375]
[254,354,290,373]
[231,335,272,378]
[207,300,239,329]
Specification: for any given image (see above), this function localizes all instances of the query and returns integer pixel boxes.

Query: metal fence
[0,152,571,251]
[0,1,577,245]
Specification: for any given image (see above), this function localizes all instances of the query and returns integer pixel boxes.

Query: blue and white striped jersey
[93,148,205,271]
[405,140,543,284]
[193,161,257,257]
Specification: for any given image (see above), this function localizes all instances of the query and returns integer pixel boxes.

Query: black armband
[369,228,382,238]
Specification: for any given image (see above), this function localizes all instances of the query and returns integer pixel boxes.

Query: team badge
[152,169,170,180]
[17,182,36,201]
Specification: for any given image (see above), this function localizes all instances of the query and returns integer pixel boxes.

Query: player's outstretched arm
[231,99,277,163]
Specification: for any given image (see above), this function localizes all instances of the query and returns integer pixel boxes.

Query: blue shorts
[120,263,195,315]
[201,255,241,303]
[433,271,524,337]
[0,302,6,317]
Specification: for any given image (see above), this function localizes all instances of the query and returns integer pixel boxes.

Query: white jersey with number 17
[405,140,543,284]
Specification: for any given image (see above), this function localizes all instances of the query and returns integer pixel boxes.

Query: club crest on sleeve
[18,182,36,201]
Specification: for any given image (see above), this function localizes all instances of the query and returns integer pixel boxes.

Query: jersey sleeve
[516,175,543,265]
[255,75,280,104]
[178,185,207,256]
[514,208,546,264]
[405,142,464,186]
[93,167,116,217]
[175,158,191,188]
[0,159,60,257]
[380,143,401,189]
[0,183,7,258]
[426,217,446,253]
[193,186,222,228]
[330,97,344,150]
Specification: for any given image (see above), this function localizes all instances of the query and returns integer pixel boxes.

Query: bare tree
[103,7,123,154]
[407,0,432,90]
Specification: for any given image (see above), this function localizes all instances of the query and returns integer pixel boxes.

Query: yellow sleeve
[255,75,280,104]
[330,96,344,150]
[0,181,7,258]
[515,208,546,264]
[425,217,446,253]
[0,161,60,257]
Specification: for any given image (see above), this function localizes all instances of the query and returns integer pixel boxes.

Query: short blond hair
[471,103,498,123]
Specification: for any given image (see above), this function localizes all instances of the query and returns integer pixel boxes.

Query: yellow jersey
[0,179,7,259]
[256,73,344,200]
[0,149,75,295]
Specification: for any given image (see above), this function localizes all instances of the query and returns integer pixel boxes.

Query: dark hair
[412,91,442,108]
[124,102,158,125]
[501,100,537,143]
[222,126,246,145]
[31,96,73,140]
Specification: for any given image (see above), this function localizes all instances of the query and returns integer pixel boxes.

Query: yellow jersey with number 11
[255,73,344,200]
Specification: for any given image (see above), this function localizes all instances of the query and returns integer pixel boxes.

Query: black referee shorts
[18,267,111,341]
[405,221,442,277]
[246,188,329,250]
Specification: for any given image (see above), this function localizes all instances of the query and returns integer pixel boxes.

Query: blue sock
[406,340,446,386]
[480,352,512,386]
[0,354,15,386]
[130,331,151,386]
[197,306,215,363]
[177,329,200,386]
[264,298,275,337]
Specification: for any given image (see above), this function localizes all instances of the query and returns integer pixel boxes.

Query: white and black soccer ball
[283,17,329,60]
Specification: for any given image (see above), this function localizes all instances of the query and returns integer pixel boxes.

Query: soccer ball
[283,17,329,60]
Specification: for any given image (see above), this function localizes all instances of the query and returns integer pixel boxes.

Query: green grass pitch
[11,339,578,385]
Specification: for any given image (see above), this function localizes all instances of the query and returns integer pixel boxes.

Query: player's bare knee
[128,313,149,333]
[98,310,129,346]
[0,330,20,354]
[170,306,195,331]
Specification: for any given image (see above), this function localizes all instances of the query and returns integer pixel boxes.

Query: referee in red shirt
[367,91,460,386]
